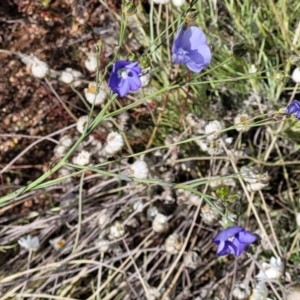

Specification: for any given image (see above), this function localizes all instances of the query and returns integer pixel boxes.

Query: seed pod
[164,233,183,254]
[183,251,201,269]
[152,213,169,233]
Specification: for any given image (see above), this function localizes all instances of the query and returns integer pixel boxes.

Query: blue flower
[108,60,142,97]
[213,226,258,257]
[172,25,212,73]
[286,99,300,120]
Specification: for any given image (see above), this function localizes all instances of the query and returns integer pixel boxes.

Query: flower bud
[232,43,248,57]
[60,68,83,87]
[273,71,287,82]
[185,8,199,21]
[139,56,151,69]
[123,1,137,16]
[94,39,103,54]
[127,53,137,62]
[288,55,300,66]
[84,52,98,72]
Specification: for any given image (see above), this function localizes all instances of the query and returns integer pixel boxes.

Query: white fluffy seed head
[164,233,183,254]
[296,213,300,227]
[232,283,251,300]
[104,132,124,155]
[84,52,98,72]
[152,213,169,233]
[256,257,283,281]
[291,67,300,83]
[60,68,83,86]
[108,221,125,240]
[240,166,260,183]
[31,58,49,78]
[76,115,89,134]
[49,237,66,250]
[18,235,40,252]
[133,200,144,212]
[201,203,221,225]
[95,239,110,253]
[206,138,224,156]
[250,281,268,300]
[98,209,112,227]
[72,150,90,166]
[194,138,208,152]
[186,113,201,128]
[84,82,107,105]
[234,114,251,132]
[172,0,185,7]
[205,120,224,140]
[246,182,267,192]
[183,251,200,269]
[129,160,149,179]
[140,67,151,87]
[54,135,73,157]
[147,206,159,221]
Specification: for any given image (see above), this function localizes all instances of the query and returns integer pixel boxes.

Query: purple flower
[108,60,142,97]
[213,226,258,257]
[172,25,212,73]
[286,99,300,120]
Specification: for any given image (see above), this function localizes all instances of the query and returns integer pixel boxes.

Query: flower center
[228,235,235,242]
[118,68,128,79]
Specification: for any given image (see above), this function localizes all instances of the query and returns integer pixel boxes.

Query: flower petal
[232,238,247,256]
[125,62,142,74]
[237,230,258,244]
[185,60,204,73]
[117,79,130,97]
[217,241,236,256]
[108,72,121,91]
[181,26,208,51]
[286,100,300,114]
[128,74,142,91]
[114,60,131,71]
[172,25,185,55]
[214,226,243,242]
